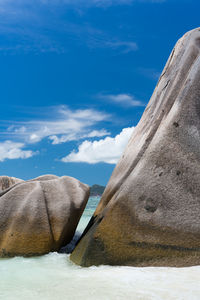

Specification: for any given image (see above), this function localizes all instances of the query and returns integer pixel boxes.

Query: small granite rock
[0,175,90,257]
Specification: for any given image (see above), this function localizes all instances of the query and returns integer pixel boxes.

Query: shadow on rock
[59,232,82,254]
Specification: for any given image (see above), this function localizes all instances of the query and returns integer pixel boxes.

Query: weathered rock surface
[0,175,90,257]
[71,28,200,267]
[0,176,24,191]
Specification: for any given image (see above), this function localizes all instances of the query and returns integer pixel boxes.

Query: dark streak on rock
[162,80,170,92]
[128,241,200,252]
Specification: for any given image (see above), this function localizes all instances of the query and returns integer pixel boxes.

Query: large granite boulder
[0,175,90,257]
[71,28,200,267]
[0,176,23,191]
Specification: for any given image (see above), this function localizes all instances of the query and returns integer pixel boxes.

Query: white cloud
[99,93,144,107]
[49,129,110,145]
[62,126,134,164]
[3,106,110,145]
[0,141,34,162]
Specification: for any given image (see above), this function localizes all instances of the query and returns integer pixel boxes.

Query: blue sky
[0,0,199,186]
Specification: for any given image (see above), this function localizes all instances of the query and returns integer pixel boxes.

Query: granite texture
[0,175,90,257]
[71,28,200,267]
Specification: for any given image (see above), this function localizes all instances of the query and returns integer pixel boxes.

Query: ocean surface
[1,196,200,300]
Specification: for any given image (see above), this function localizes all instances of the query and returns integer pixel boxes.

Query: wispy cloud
[0,0,166,54]
[2,106,110,145]
[0,0,139,11]
[0,20,138,55]
[0,0,166,18]
[138,67,161,80]
[62,126,134,164]
[103,40,138,53]
[25,0,165,7]
[99,93,144,107]
[49,129,109,145]
[0,141,35,162]
[40,0,133,7]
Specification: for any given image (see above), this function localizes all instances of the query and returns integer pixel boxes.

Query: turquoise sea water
[76,196,99,234]
[1,196,200,300]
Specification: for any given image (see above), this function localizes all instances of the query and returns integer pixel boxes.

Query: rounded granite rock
[71,27,200,267]
[0,175,90,257]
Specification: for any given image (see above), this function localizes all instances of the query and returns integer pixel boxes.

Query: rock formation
[0,175,90,257]
[71,28,200,267]
[0,176,23,191]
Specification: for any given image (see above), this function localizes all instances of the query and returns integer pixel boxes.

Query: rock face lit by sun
[71,28,200,268]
